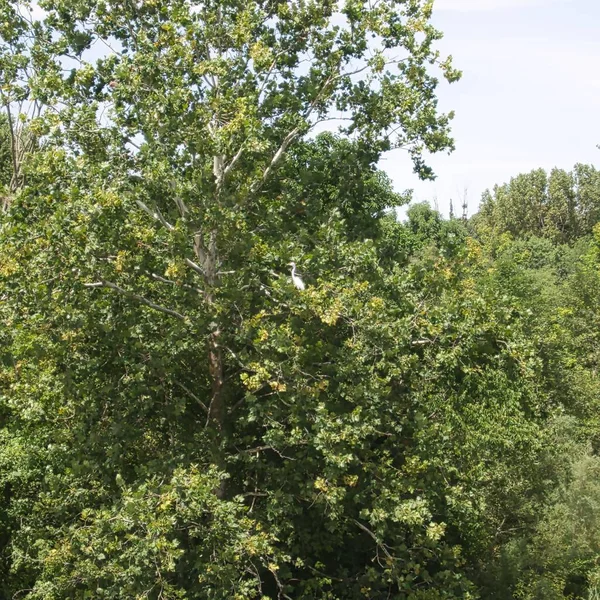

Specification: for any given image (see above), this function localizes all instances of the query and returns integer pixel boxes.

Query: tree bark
[207,325,224,430]
[200,225,227,498]
[207,324,226,499]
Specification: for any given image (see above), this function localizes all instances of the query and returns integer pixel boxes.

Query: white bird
[288,261,305,291]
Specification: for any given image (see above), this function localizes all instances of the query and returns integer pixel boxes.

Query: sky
[388,0,600,217]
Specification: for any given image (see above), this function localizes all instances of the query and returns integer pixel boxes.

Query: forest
[0,0,599,598]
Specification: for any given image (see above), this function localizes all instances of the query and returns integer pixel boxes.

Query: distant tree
[573,163,600,235]
[474,164,600,243]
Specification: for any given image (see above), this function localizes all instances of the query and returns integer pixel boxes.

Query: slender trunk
[2,102,19,212]
[207,324,224,429]
[3,104,20,193]
[207,323,226,499]
[204,46,227,495]
[204,231,223,431]
[201,225,227,498]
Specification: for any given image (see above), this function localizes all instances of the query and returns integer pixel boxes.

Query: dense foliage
[474,164,600,244]
[0,0,599,598]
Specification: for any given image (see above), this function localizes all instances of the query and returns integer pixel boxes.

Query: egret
[288,261,305,291]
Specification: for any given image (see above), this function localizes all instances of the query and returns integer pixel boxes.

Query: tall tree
[22,0,459,455]
[3,0,461,498]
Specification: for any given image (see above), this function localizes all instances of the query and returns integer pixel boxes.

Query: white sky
[388,0,600,217]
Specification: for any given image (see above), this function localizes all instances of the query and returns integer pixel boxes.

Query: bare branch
[268,562,293,600]
[82,282,104,289]
[174,195,189,217]
[0,94,21,194]
[223,345,249,371]
[312,116,354,124]
[84,280,187,320]
[252,126,300,193]
[411,339,433,347]
[124,137,141,150]
[150,273,177,285]
[241,446,277,454]
[353,519,394,561]
[175,381,208,413]
[257,56,280,100]
[185,258,205,277]
[135,200,175,231]
[221,143,245,182]
[214,53,288,184]
[150,272,206,297]
[249,57,398,195]
[252,71,336,193]
[228,396,247,415]
[239,445,296,461]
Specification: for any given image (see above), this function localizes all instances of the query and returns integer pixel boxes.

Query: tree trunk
[207,324,227,499]
[202,225,227,498]
[207,325,225,431]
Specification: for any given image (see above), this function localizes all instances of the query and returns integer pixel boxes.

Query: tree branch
[175,381,208,412]
[252,71,337,193]
[150,272,206,297]
[252,126,300,193]
[185,257,206,277]
[174,195,189,217]
[135,199,175,231]
[353,519,394,561]
[0,95,21,194]
[84,280,187,320]
[221,144,245,182]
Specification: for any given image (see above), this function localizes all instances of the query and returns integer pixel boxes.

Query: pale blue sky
[389,0,600,217]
